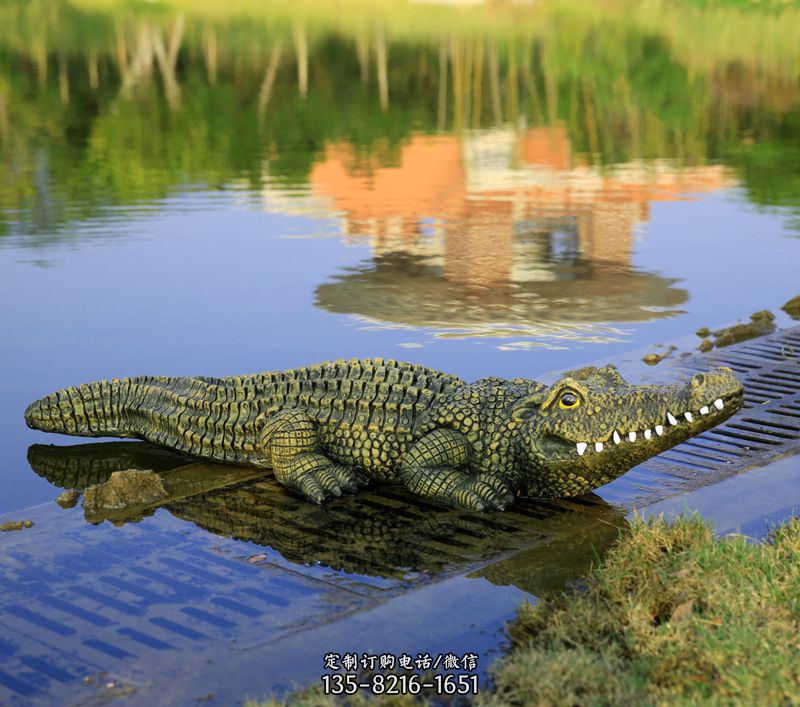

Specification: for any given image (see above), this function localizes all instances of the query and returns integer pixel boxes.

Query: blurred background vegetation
[1,0,798,237]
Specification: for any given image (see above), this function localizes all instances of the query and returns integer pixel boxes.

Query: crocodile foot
[452,474,515,512]
[288,462,367,504]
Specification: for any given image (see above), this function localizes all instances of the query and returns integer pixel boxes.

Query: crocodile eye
[558,392,580,410]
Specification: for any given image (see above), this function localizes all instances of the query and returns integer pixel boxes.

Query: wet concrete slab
[1,465,631,705]
[639,451,800,539]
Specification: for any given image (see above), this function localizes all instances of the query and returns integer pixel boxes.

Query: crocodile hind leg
[399,428,515,511]
[260,409,364,503]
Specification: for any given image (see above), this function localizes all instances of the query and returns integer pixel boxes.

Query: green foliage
[724,111,800,214]
[680,0,800,8]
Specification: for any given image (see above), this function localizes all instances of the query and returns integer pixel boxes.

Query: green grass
[485,514,800,706]
[249,514,800,706]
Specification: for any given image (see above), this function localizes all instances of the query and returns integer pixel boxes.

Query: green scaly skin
[24,358,744,511]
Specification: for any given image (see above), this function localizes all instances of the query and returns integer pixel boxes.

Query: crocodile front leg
[261,410,364,503]
[399,428,515,511]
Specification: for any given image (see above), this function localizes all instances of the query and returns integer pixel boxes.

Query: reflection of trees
[0,1,799,242]
[724,110,800,227]
[28,440,628,594]
[315,251,687,343]
[119,17,184,109]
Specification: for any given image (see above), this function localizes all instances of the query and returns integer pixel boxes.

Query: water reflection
[317,252,686,343]
[2,2,799,243]
[29,442,628,594]
[304,127,741,340]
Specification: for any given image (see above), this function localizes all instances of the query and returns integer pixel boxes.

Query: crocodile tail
[25,379,134,438]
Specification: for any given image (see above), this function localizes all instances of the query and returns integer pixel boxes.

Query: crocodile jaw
[519,367,744,497]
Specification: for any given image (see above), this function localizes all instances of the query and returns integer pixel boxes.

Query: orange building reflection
[310,125,733,285]
[304,125,734,340]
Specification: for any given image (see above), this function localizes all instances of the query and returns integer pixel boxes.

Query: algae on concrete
[697,309,777,350]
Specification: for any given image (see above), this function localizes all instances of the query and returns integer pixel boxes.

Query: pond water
[2,0,799,515]
[1,0,800,701]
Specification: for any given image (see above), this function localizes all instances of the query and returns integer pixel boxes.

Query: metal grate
[2,461,626,704]
[0,505,380,705]
[599,325,800,507]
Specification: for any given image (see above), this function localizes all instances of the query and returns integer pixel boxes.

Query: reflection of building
[314,253,688,340]
[271,126,732,340]
[309,125,733,284]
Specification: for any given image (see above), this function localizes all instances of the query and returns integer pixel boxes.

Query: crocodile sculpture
[25,359,743,511]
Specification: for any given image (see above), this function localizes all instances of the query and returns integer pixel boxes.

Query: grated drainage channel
[0,462,627,705]
[598,325,800,506]
[1,326,799,704]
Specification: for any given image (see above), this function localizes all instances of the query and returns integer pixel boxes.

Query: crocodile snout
[688,367,743,411]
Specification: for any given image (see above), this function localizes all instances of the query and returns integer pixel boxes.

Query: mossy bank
[253,514,800,706]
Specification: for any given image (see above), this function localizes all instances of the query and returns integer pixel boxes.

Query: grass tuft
[484,514,800,706]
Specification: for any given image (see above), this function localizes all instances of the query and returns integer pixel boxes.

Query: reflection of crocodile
[28,441,628,593]
[25,359,742,511]
[27,441,192,490]
[315,253,688,339]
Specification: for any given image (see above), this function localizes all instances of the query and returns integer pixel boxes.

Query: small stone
[83,470,167,515]
[699,339,714,352]
[56,490,81,509]
[695,327,710,337]
[781,294,800,319]
[750,309,775,322]
[642,345,676,366]
[0,520,33,532]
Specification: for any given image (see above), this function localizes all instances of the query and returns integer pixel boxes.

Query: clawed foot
[289,463,367,504]
[451,474,515,512]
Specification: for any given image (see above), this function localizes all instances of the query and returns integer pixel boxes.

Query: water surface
[1,2,800,702]
[2,0,800,567]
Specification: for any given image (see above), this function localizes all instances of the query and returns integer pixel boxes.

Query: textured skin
[25,358,744,511]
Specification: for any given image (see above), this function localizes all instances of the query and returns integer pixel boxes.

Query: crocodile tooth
[576,442,588,456]
[655,425,664,436]
[613,430,621,445]
[684,412,693,422]
[667,412,679,425]
[595,442,604,452]
[700,406,710,416]
[644,429,652,440]
[628,431,637,442]
[714,398,724,410]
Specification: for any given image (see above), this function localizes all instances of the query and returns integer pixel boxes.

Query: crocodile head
[512,365,744,497]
